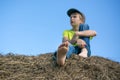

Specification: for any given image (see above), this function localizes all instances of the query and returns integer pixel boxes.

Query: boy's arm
[75,30,97,37]
[62,37,68,42]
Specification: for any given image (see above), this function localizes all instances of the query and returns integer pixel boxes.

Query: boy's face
[70,13,83,27]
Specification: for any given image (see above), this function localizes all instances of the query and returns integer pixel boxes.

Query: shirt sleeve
[62,30,68,37]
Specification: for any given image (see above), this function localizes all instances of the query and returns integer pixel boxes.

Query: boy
[54,8,96,66]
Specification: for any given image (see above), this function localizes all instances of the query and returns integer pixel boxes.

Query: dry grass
[0,53,120,80]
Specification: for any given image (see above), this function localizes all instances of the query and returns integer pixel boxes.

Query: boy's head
[67,8,85,24]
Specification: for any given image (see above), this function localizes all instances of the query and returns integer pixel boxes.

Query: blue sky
[0,0,120,62]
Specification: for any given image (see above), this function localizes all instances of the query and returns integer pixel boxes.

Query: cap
[67,8,85,23]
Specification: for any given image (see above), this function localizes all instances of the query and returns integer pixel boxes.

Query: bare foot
[57,42,69,66]
[79,48,88,58]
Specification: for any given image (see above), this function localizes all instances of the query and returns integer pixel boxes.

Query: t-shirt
[63,29,93,45]
[63,30,75,40]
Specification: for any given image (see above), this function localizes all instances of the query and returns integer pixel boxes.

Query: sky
[0,0,120,62]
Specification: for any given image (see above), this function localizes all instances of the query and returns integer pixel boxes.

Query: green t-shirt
[63,30,75,40]
[63,29,93,41]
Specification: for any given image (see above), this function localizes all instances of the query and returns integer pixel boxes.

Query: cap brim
[67,8,81,17]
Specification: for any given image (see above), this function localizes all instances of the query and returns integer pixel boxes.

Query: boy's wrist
[75,31,81,36]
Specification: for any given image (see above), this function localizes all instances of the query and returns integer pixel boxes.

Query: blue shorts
[66,43,81,58]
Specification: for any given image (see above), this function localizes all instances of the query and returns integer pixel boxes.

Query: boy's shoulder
[63,29,73,32]
[63,29,74,35]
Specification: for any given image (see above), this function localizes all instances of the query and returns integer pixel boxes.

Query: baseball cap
[67,8,85,22]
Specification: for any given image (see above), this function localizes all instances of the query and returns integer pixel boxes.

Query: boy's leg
[76,39,88,57]
[79,24,91,57]
[57,42,68,66]
[57,42,76,66]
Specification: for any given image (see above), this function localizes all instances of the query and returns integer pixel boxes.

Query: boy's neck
[72,25,79,31]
